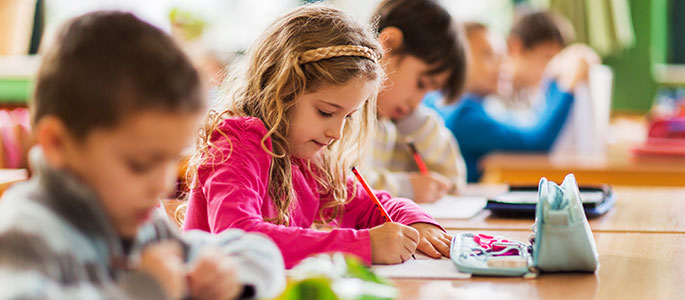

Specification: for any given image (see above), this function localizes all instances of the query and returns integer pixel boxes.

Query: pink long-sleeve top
[183,116,442,268]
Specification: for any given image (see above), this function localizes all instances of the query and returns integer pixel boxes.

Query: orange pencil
[351,166,416,260]
[408,142,429,175]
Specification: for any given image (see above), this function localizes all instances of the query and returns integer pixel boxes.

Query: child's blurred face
[465,28,501,96]
[376,54,449,120]
[510,40,563,87]
[288,77,376,159]
[55,110,201,238]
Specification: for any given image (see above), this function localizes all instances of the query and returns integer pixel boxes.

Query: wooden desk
[395,230,685,300]
[442,185,685,233]
[480,142,685,187]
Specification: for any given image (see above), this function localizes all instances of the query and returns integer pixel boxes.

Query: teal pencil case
[450,174,599,277]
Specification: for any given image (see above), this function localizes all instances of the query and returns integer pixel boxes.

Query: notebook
[372,255,471,279]
[485,184,615,218]
[418,195,487,219]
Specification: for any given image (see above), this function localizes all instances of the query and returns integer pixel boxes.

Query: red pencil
[351,166,393,222]
[351,166,416,260]
[408,142,429,175]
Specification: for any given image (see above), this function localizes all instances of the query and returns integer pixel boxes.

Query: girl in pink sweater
[183,5,452,268]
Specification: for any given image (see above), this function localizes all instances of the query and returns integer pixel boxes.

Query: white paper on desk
[418,195,487,219]
[372,258,471,279]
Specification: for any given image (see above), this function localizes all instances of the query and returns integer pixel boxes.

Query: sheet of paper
[372,257,470,279]
[418,195,486,219]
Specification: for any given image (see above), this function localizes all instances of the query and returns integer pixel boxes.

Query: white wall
[43,0,514,53]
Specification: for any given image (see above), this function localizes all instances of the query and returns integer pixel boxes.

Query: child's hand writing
[409,172,450,203]
[187,247,242,300]
[409,223,452,258]
[369,222,419,264]
[137,241,187,300]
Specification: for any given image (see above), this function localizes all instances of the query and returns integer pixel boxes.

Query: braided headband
[298,45,378,64]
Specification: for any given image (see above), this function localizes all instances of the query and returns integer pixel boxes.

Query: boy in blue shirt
[425,21,598,182]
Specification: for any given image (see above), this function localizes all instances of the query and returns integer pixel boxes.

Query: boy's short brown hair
[32,11,204,139]
[374,0,467,103]
[509,10,575,50]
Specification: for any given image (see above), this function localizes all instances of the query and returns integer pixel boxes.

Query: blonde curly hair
[187,5,385,226]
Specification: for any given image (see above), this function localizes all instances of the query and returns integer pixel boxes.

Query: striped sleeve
[393,107,467,193]
[181,228,286,299]
[0,228,166,300]
[361,118,414,198]
[138,212,286,299]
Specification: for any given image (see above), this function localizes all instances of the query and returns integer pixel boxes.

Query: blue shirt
[424,81,574,182]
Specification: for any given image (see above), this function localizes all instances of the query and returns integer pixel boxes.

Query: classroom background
[1,0,684,299]
[2,0,683,184]
[3,0,682,112]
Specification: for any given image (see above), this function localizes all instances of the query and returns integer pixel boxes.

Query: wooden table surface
[394,230,685,300]
[440,185,685,233]
[160,182,683,300]
[480,143,685,187]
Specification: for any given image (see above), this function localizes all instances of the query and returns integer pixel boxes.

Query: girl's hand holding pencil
[369,222,420,264]
[352,167,420,264]
[352,167,453,264]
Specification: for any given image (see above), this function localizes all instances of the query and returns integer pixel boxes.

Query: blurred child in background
[362,0,468,203]
[484,10,577,127]
[425,18,599,182]
[0,11,284,299]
